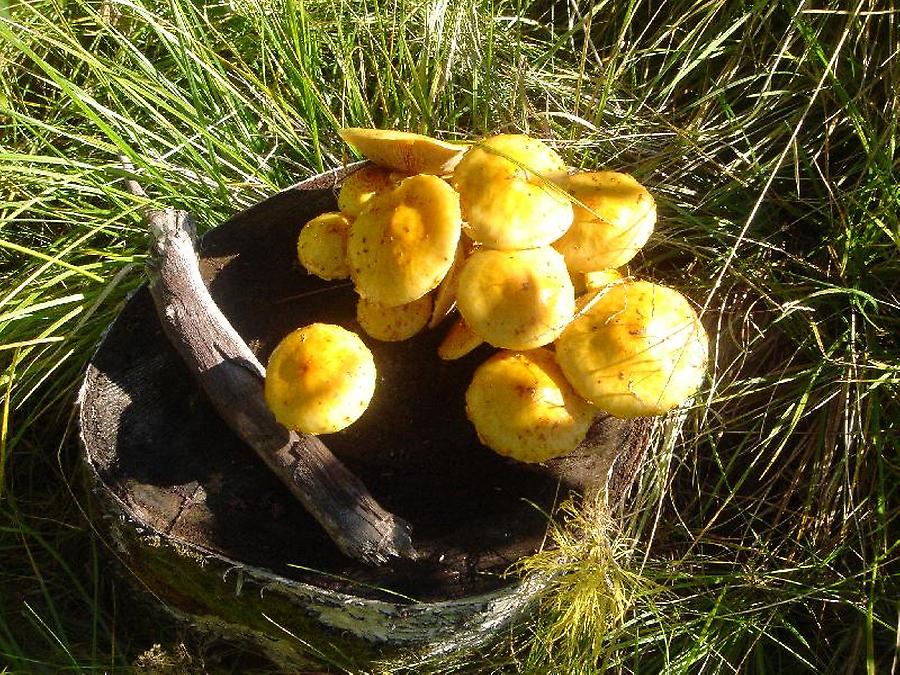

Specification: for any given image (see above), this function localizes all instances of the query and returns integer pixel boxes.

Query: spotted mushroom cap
[452,134,573,250]
[554,171,656,272]
[297,211,351,281]
[456,247,575,350]
[465,348,596,463]
[264,323,376,435]
[555,280,708,418]
[348,174,462,307]
[356,294,433,342]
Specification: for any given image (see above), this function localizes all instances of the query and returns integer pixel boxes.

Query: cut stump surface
[78,166,650,665]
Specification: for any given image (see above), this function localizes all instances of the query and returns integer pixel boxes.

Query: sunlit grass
[0,0,897,671]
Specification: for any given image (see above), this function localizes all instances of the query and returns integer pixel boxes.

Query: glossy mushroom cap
[339,128,467,175]
[465,348,596,463]
[555,281,708,418]
[554,171,656,272]
[264,323,377,434]
[452,134,573,250]
[348,174,462,307]
[456,247,575,350]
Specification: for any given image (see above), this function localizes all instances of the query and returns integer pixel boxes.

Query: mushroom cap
[297,211,351,280]
[583,268,624,292]
[264,323,376,434]
[456,247,575,350]
[338,165,405,218]
[348,174,462,306]
[452,134,573,250]
[465,348,596,463]
[570,268,623,296]
[553,171,656,272]
[555,281,708,419]
[437,316,484,360]
[428,237,472,328]
[356,294,433,342]
[338,128,467,175]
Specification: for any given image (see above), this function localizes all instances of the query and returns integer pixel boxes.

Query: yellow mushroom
[553,171,656,272]
[571,268,624,297]
[348,174,462,306]
[297,212,351,280]
[264,323,376,434]
[356,294,432,342]
[452,134,573,250]
[583,268,624,292]
[337,165,406,218]
[465,348,596,463]
[437,316,484,360]
[428,237,473,328]
[456,247,575,350]
[339,128,467,175]
[572,271,626,316]
[555,280,708,419]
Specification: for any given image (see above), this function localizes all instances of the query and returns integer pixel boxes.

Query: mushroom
[554,280,708,419]
[553,171,656,272]
[465,348,596,463]
[456,247,575,350]
[583,268,624,292]
[338,165,406,218]
[348,174,462,307]
[428,237,473,328]
[571,268,624,297]
[339,128,467,175]
[451,134,573,250]
[437,316,484,360]
[297,211,351,280]
[356,294,433,342]
[264,323,377,434]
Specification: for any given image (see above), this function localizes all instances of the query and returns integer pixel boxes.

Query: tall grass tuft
[1,0,897,671]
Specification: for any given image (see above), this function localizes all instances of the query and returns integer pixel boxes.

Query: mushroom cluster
[276,128,708,460]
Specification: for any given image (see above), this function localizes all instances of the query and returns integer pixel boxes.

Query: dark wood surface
[80,173,647,603]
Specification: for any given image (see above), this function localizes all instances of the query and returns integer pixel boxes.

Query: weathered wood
[143,204,414,565]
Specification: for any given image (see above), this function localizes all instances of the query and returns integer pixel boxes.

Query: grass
[0,0,897,671]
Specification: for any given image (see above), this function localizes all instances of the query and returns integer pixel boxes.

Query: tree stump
[78,165,650,669]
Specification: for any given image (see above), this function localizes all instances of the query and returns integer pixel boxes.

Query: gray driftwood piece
[78,165,651,669]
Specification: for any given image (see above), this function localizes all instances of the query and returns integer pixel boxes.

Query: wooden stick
[124,162,415,564]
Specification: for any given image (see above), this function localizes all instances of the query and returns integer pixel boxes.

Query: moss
[121,526,388,670]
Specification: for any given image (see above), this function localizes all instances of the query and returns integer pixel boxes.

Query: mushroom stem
[120,158,415,564]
